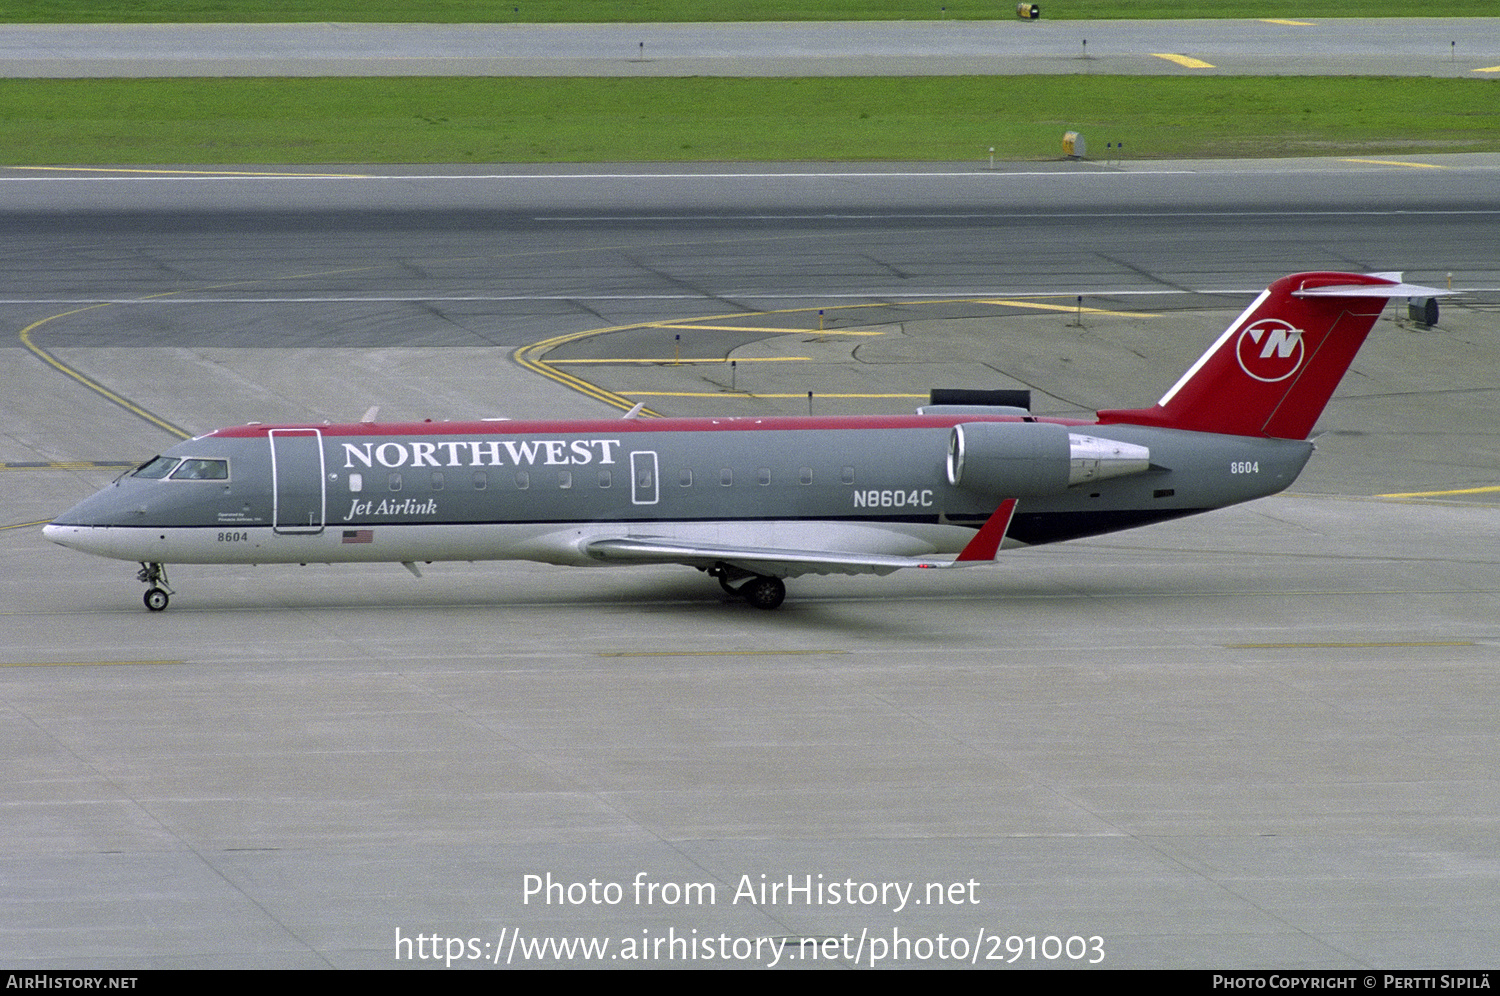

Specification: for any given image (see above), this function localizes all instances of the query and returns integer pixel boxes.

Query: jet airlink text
[342,437,622,471]
[343,498,439,520]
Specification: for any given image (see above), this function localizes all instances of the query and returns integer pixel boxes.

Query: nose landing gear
[136,562,173,611]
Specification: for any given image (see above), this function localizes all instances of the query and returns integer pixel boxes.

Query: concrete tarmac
[1,18,1497,78]
[5,486,1498,969]
[3,11,1498,972]
[5,236,1500,966]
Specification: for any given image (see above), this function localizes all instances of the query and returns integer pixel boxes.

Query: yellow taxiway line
[623,392,926,399]
[515,297,1158,413]
[975,299,1160,318]
[600,649,847,658]
[1153,53,1215,69]
[647,322,884,336]
[19,308,192,440]
[550,357,813,364]
[1343,159,1447,169]
[1378,485,1500,498]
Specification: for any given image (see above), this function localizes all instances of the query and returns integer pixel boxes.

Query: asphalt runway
[2,18,1498,77]
[3,159,1498,968]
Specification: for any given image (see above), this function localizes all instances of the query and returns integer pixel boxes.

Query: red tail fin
[1097,272,1435,440]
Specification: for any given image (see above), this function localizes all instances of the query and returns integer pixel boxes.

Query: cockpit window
[131,456,180,479]
[170,458,229,481]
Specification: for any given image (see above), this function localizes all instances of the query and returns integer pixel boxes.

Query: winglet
[954,499,1017,562]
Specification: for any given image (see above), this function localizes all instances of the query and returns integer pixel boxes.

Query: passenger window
[720,469,733,486]
[558,470,573,489]
[472,471,488,491]
[388,472,403,492]
[516,471,530,490]
[170,458,228,481]
[679,469,692,487]
[800,467,813,485]
[758,468,771,486]
[841,466,856,485]
[431,471,444,491]
[349,473,363,493]
[598,469,612,488]
[131,456,180,479]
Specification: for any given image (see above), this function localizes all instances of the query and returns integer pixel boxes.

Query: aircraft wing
[584,500,1017,579]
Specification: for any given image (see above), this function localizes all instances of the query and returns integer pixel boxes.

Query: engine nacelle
[946,421,1151,496]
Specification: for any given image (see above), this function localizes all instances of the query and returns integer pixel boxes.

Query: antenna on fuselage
[360,406,380,424]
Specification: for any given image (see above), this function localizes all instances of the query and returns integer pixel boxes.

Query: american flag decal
[342,530,373,544]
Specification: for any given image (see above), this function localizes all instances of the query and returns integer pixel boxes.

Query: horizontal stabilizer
[1292,281,1450,298]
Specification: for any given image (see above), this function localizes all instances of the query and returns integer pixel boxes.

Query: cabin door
[269,428,327,534]
[630,450,659,506]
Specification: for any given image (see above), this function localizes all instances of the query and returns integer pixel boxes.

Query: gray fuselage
[47,414,1313,569]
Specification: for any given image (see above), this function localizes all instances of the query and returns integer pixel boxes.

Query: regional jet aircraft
[45,271,1444,611]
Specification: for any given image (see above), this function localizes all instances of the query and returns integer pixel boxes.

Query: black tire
[144,588,170,612]
[740,576,786,610]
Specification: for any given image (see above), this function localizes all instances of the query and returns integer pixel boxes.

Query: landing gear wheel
[136,562,174,612]
[740,575,786,610]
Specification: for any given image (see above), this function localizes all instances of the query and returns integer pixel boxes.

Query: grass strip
[1,76,1495,164]
[0,1,1494,23]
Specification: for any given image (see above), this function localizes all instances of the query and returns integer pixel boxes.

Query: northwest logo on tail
[1235,319,1305,382]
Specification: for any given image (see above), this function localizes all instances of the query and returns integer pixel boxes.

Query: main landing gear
[707,564,787,610]
[136,562,173,612]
